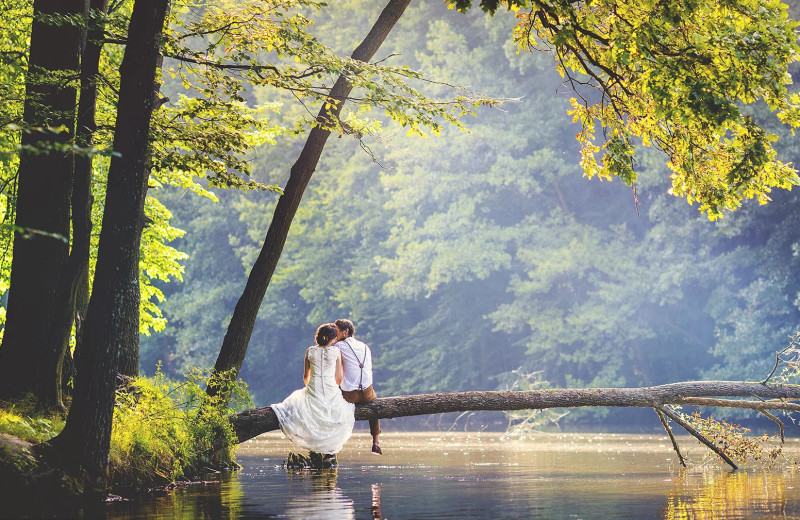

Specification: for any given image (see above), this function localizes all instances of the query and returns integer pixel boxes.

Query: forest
[2,0,800,500]
[143,0,800,408]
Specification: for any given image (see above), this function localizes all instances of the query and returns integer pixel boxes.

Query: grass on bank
[0,399,65,444]
[0,366,251,489]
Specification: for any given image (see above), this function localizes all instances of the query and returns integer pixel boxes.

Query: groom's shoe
[371,444,382,455]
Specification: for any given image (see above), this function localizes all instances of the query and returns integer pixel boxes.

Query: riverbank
[0,370,248,507]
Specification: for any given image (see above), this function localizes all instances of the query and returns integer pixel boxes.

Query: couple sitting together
[271,319,382,459]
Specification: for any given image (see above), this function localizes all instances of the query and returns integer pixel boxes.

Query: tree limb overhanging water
[228,380,800,470]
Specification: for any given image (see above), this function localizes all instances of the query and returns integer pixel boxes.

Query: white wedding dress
[272,346,355,454]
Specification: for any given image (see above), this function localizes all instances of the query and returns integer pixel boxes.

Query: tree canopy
[455,0,800,218]
[136,1,800,416]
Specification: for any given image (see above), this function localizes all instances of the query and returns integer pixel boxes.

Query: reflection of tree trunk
[39,0,109,411]
[207,0,411,397]
[228,381,800,444]
[0,0,85,401]
[48,0,170,476]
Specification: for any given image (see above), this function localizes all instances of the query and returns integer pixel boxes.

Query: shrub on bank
[0,368,251,490]
[109,366,251,489]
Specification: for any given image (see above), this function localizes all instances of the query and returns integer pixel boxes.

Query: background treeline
[137,1,800,413]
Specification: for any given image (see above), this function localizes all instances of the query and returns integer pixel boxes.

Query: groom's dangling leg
[370,418,382,455]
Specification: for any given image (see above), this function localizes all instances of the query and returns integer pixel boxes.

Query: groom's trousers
[341,386,381,436]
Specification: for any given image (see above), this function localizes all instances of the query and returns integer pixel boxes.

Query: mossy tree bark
[207,0,412,397]
[48,0,170,476]
[0,0,86,403]
[39,0,110,411]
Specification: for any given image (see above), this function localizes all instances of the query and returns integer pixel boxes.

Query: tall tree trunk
[116,51,167,379]
[39,0,109,411]
[49,0,170,475]
[208,0,412,396]
[0,0,85,401]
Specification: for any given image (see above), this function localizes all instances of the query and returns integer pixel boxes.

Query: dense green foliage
[450,0,800,219]
[523,0,799,218]
[109,368,250,488]
[0,369,249,488]
[139,1,800,422]
[1,0,799,429]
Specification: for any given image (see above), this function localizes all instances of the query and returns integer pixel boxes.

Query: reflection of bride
[284,470,355,520]
[272,323,355,455]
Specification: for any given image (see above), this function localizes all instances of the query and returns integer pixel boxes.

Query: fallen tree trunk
[230,380,800,445]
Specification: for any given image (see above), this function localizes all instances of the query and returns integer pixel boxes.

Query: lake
[97,431,800,519]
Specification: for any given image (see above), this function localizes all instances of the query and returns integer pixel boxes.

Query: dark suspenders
[345,338,366,391]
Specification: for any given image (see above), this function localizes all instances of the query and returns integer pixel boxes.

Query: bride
[271,323,356,456]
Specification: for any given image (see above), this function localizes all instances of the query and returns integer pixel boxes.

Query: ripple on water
[99,431,800,520]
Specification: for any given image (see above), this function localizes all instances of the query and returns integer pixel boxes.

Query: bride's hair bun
[315,323,338,346]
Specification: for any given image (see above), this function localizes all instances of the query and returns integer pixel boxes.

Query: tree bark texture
[0,0,86,401]
[50,0,170,474]
[229,381,800,444]
[39,0,109,410]
[208,0,412,395]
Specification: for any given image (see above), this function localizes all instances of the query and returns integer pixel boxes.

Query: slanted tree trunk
[207,0,412,396]
[39,0,110,411]
[228,381,800,452]
[0,0,86,401]
[48,0,170,476]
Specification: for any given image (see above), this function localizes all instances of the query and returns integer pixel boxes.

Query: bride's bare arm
[335,353,344,386]
[303,348,311,385]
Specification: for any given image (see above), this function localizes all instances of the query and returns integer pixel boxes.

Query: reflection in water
[662,468,797,519]
[284,469,355,520]
[371,483,382,519]
[100,433,800,520]
[219,472,244,520]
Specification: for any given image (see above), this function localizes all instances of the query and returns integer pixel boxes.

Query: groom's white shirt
[336,337,373,392]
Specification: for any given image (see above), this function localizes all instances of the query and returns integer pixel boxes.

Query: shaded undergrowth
[0,366,251,492]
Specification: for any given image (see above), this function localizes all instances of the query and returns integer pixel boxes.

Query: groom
[334,318,382,455]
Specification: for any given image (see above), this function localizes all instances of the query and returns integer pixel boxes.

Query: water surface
[105,431,800,519]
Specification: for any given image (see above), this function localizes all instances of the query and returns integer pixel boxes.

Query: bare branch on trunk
[758,409,785,443]
[655,408,686,467]
[657,405,738,470]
